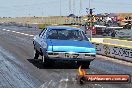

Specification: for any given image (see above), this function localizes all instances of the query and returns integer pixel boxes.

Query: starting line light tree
[86,8,96,40]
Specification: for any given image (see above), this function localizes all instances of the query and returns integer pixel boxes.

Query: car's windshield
[48,29,88,41]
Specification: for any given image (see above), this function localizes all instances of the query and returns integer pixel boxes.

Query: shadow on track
[27,59,90,69]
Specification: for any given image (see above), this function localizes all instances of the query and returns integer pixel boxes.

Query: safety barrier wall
[91,38,132,47]
[0,22,82,29]
[93,42,132,62]
[0,22,40,29]
[103,38,132,46]
[0,17,77,25]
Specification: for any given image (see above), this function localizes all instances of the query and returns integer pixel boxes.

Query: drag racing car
[33,26,96,68]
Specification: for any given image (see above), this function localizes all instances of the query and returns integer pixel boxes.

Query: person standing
[111,29,116,37]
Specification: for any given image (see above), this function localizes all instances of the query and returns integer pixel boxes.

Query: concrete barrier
[93,42,132,62]
[103,38,132,47]
[91,38,104,43]
[91,38,132,47]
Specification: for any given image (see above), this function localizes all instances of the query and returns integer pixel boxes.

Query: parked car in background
[33,26,96,68]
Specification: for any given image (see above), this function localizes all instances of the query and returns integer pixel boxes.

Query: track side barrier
[92,42,132,62]
[103,38,132,46]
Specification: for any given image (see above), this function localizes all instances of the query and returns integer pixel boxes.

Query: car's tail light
[53,53,59,55]
[48,52,59,57]
[85,54,90,56]
[91,55,96,57]
[48,53,53,55]
[85,54,96,59]
[85,54,96,57]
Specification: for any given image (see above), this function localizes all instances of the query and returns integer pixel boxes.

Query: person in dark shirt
[111,29,116,37]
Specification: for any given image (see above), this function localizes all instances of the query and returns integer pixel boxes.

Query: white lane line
[24,34,29,36]
[20,33,25,35]
[2,29,6,31]
[6,30,10,32]
[12,31,16,32]
[16,32,20,34]
[29,35,34,37]
[2,29,34,37]
[12,31,16,33]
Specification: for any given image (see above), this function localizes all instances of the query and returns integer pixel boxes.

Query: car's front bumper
[47,51,96,61]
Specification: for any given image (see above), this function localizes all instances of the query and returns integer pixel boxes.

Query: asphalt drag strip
[0,46,42,88]
[0,25,132,88]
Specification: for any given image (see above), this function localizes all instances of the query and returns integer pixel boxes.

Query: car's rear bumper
[46,51,96,61]
[48,57,95,61]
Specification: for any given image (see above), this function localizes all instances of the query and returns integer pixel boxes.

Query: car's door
[35,28,47,52]
[40,28,48,54]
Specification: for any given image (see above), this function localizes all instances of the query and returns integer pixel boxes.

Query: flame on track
[78,65,86,76]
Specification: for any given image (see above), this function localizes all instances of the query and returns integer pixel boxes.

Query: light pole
[69,0,71,14]
[89,0,92,41]
[73,0,75,14]
[80,0,82,15]
[131,20,132,39]
[89,0,91,9]
[86,0,93,41]
[60,0,62,16]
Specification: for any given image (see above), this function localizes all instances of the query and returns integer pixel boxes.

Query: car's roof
[47,26,82,31]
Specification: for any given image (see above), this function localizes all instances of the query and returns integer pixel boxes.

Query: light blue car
[33,26,96,68]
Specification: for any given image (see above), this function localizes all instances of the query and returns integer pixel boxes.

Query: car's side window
[42,29,48,39]
[39,28,47,38]
[39,28,45,37]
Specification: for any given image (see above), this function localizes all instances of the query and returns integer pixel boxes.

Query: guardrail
[93,42,132,62]
[102,38,132,46]
[91,38,132,62]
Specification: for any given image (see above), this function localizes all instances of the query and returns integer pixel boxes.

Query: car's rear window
[48,29,88,41]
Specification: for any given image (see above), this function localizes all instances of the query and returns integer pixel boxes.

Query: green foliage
[38,24,48,29]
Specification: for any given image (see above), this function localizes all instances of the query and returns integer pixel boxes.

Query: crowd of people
[81,14,131,37]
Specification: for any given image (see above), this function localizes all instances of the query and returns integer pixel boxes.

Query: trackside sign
[93,43,132,62]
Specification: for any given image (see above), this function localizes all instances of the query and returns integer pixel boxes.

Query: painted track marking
[1,29,34,37]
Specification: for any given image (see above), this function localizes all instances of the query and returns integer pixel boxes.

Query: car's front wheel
[42,55,55,66]
[34,50,39,59]
[42,55,49,65]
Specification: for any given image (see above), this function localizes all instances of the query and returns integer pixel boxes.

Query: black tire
[42,55,55,67]
[77,61,90,69]
[34,50,39,59]
[42,55,48,65]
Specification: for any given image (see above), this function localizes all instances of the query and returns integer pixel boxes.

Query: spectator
[125,16,128,20]
[111,29,116,37]
[128,16,131,20]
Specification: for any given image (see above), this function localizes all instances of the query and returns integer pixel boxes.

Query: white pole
[89,0,92,40]
[131,21,132,39]
[89,0,91,9]
[73,0,75,14]
[80,0,82,15]
[69,0,71,14]
[60,0,62,16]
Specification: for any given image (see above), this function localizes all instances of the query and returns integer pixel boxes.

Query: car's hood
[47,39,96,53]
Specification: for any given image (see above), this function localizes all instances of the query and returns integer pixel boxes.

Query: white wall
[93,43,132,62]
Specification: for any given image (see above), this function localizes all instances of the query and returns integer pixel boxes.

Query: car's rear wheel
[34,50,39,59]
[77,61,90,69]
[42,55,55,66]
[42,55,49,65]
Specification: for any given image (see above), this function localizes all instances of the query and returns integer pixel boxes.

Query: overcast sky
[0,0,132,17]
